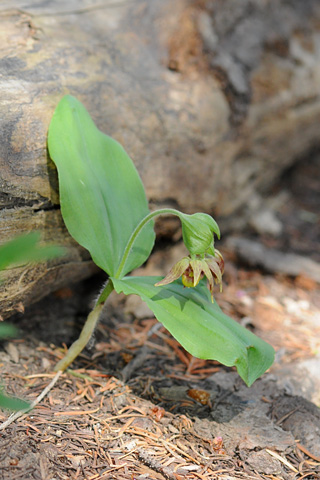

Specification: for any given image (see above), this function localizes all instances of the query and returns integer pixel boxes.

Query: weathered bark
[1,0,320,316]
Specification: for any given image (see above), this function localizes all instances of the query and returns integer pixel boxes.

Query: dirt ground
[0,155,319,480]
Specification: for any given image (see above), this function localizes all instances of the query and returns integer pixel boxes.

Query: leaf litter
[0,255,319,480]
[0,154,320,479]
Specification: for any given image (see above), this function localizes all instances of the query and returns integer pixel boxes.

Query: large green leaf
[112,276,275,386]
[48,95,155,277]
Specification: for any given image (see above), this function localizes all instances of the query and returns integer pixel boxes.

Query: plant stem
[115,208,182,279]
[54,208,182,371]
[54,280,114,371]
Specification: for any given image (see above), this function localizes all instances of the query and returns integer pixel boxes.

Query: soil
[0,154,319,480]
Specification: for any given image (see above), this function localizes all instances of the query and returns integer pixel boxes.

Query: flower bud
[180,213,220,255]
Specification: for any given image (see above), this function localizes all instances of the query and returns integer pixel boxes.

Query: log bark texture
[1,0,320,317]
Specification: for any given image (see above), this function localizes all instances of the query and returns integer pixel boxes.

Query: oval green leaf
[48,95,155,277]
[112,276,275,386]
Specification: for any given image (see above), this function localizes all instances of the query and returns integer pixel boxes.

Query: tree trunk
[1,0,320,317]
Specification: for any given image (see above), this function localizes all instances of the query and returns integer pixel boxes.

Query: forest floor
[0,155,319,480]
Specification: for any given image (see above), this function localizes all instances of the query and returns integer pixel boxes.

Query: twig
[275,407,299,425]
[137,448,177,480]
[266,449,299,473]
[297,443,320,463]
[121,346,149,382]
[0,370,62,431]
[66,369,95,381]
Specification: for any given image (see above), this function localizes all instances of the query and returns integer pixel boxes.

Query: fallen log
[1,0,320,316]
[227,237,320,283]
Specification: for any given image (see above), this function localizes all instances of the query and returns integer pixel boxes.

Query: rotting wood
[1,0,320,315]
[226,237,320,282]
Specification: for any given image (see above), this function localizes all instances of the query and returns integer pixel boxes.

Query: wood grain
[1,0,320,315]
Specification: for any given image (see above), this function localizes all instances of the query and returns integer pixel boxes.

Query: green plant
[48,95,274,386]
[0,233,64,411]
[0,323,30,411]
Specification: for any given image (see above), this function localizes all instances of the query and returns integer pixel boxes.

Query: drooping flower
[155,250,224,302]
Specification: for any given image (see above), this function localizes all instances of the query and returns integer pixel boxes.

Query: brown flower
[155,250,224,301]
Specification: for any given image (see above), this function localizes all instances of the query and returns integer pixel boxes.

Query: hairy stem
[115,208,182,279]
[54,280,114,371]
